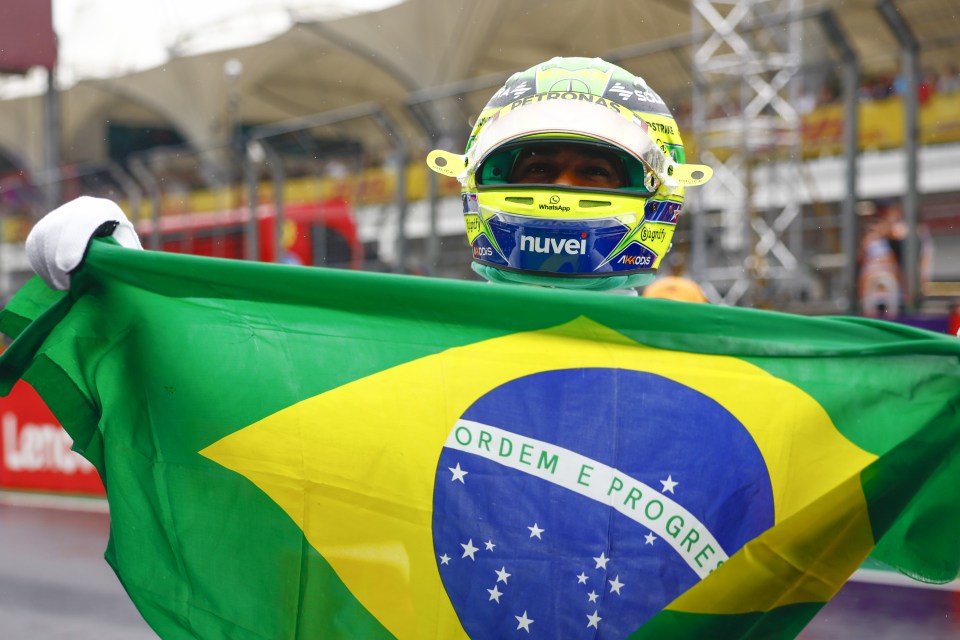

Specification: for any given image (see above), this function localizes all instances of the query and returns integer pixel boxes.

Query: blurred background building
[0,0,958,317]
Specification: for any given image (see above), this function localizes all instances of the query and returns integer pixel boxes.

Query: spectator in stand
[879,74,897,99]
[857,75,896,103]
[892,69,938,105]
[857,203,901,318]
[795,86,817,115]
[919,67,939,105]
[875,199,934,306]
[938,64,960,94]
[818,83,839,107]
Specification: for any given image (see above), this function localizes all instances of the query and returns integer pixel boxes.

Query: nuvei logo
[520,234,587,255]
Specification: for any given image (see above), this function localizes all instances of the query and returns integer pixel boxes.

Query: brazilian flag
[1,239,959,639]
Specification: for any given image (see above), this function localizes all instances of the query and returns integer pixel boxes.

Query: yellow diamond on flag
[201,317,876,638]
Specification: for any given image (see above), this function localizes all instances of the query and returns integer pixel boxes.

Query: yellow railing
[125,161,463,221]
[802,92,960,155]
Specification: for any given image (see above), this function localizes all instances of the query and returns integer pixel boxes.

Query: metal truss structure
[688,0,812,308]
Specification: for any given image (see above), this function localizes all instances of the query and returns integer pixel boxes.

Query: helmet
[427,56,712,291]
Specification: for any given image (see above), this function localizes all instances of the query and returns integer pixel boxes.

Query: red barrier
[0,379,104,495]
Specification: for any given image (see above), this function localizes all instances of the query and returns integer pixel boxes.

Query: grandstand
[0,0,959,317]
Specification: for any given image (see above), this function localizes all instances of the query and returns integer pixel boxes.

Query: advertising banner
[0,379,104,495]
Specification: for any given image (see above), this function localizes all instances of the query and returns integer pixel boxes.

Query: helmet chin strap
[471,261,654,292]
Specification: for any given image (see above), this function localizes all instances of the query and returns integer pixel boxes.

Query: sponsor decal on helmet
[616,254,654,267]
[489,80,532,103]
[598,242,660,272]
[608,81,666,107]
[537,194,572,213]
[644,200,682,224]
[647,121,675,136]
[472,233,506,264]
[546,78,593,93]
[462,193,479,214]
[505,91,627,115]
[520,234,587,256]
[639,226,668,244]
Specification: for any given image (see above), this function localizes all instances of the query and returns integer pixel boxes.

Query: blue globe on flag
[432,368,775,638]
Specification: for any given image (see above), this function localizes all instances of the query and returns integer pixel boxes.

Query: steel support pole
[128,157,163,251]
[244,150,260,261]
[877,0,920,310]
[370,110,407,273]
[690,10,709,284]
[818,11,860,313]
[426,169,440,273]
[256,141,288,265]
[42,67,61,213]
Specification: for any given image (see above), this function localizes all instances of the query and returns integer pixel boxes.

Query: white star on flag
[576,572,589,584]
[439,553,451,565]
[485,540,496,551]
[515,610,534,632]
[609,576,625,595]
[593,552,610,569]
[660,474,679,494]
[645,532,657,545]
[449,463,468,483]
[587,590,599,603]
[487,585,503,603]
[495,566,511,584]
[461,539,479,560]
[586,611,602,629]
[527,523,544,539]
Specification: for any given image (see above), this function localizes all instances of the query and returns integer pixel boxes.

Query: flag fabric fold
[1,239,959,640]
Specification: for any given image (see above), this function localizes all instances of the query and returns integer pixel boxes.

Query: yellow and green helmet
[427,56,712,290]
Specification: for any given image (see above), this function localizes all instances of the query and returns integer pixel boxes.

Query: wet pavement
[2,493,958,639]
[0,497,156,639]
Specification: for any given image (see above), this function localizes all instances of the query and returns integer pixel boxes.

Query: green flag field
[1,239,959,639]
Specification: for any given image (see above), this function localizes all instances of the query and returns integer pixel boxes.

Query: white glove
[25,196,143,290]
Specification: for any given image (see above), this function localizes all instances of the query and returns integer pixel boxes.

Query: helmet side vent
[578,199,611,209]
[504,197,535,205]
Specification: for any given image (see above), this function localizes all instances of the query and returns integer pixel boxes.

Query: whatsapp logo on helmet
[427,57,712,291]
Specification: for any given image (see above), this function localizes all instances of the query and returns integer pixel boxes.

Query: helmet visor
[476,138,659,195]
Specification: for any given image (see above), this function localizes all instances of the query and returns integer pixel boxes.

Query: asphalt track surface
[2,495,959,640]
[0,497,155,639]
